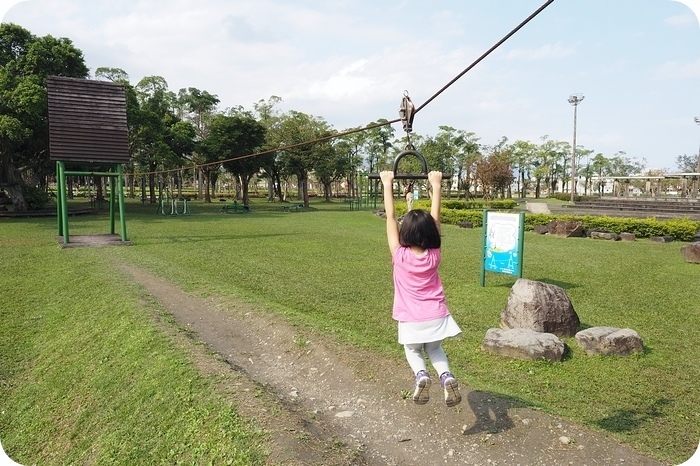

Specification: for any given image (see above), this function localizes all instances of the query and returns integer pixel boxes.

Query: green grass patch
[2,197,699,464]
[0,219,266,465]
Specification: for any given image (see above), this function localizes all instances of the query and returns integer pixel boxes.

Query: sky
[2,0,700,172]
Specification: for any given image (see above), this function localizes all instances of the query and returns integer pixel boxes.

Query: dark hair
[399,209,441,249]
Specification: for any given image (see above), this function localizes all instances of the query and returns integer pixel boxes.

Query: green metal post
[516,212,525,279]
[58,161,70,244]
[109,172,116,234]
[56,161,63,236]
[117,164,128,241]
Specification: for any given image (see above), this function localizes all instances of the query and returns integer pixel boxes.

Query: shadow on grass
[594,398,671,433]
[489,278,580,290]
[530,278,580,290]
[462,390,528,436]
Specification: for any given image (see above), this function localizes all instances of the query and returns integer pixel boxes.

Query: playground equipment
[368,92,450,188]
[47,76,130,245]
[157,187,191,216]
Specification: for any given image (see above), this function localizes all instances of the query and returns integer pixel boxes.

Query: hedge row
[393,201,700,242]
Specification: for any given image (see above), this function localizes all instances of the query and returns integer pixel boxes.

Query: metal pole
[695,117,700,172]
[58,161,70,244]
[568,94,585,202]
[117,164,128,241]
[694,117,700,198]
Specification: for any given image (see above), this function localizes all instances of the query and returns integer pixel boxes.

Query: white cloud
[664,13,698,26]
[651,57,700,79]
[670,0,700,27]
[503,42,576,61]
[0,0,27,21]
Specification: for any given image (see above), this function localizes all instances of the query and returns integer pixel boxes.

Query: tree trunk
[242,175,251,206]
[0,152,29,211]
[149,172,156,203]
[204,170,212,203]
[298,171,309,207]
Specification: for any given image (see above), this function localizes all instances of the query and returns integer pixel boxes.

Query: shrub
[522,213,700,241]
[22,184,51,210]
[392,199,699,241]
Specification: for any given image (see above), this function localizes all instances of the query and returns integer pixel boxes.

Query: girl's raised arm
[380,171,399,253]
[428,171,442,233]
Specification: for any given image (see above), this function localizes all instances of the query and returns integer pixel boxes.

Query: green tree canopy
[0,23,89,210]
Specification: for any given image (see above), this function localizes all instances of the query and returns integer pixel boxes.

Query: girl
[379,170,462,407]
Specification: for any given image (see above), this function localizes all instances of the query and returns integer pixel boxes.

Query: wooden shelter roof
[47,76,130,164]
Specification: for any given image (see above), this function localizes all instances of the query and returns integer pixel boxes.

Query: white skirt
[398,315,461,345]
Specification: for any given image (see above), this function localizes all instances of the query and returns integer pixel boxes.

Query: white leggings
[404,341,450,376]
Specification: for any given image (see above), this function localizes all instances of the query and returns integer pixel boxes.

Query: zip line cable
[140,0,555,178]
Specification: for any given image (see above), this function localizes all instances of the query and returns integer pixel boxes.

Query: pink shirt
[392,246,449,322]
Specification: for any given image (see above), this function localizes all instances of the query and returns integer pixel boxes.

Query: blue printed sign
[481,211,525,286]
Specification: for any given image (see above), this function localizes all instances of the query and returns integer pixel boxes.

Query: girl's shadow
[462,390,518,435]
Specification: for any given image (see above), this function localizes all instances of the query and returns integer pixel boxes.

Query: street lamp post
[695,117,700,173]
[694,117,700,198]
[568,93,585,202]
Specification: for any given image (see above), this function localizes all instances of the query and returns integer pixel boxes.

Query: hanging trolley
[368,91,450,181]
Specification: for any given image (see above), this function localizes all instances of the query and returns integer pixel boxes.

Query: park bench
[282,204,305,212]
[221,201,249,214]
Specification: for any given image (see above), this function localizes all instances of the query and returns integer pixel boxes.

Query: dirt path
[118,263,666,466]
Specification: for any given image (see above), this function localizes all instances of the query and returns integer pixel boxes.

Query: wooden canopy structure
[47,76,131,245]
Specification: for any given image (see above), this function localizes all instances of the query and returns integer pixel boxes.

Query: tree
[590,153,611,196]
[313,136,348,201]
[676,154,699,173]
[131,76,193,202]
[174,87,219,198]
[450,130,480,199]
[207,112,268,206]
[363,120,394,174]
[0,23,89,211]
[275,111,332,207]
[253,96,285,201]
[335,129,366,199]
[510,140,537,198]
[474,146,514,200]
[420,126,464,196]
[94,67,129,83]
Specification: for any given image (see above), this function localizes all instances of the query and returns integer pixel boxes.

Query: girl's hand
[428,171,442,187]
[380,171,395,185]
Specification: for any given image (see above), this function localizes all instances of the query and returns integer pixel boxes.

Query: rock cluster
[481,278,644,361]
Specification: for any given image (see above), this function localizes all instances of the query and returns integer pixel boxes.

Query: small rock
[335,410,355,418]
[590,231,620,241]
[559,436,571,445]
[649,235,674,243]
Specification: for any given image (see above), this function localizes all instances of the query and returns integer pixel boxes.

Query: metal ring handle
[368,149,450,180]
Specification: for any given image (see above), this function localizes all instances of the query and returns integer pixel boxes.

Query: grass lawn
[1,197,698,465]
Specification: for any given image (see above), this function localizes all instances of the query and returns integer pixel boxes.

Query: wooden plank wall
[47,76,130,164]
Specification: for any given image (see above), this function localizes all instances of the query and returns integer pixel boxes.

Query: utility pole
[694,117,700,198]
[695,117,700,172]
[568,94,585,202]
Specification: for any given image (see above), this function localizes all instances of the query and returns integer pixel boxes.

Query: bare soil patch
[118,263,666,466]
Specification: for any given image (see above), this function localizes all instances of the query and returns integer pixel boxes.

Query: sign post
[480,210,525,286]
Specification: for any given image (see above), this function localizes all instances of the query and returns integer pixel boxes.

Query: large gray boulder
[547,220,584,237]
[482,328,565,361]
[575,327,644,356]
[681,242,700,264]
[501,279,580,337]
